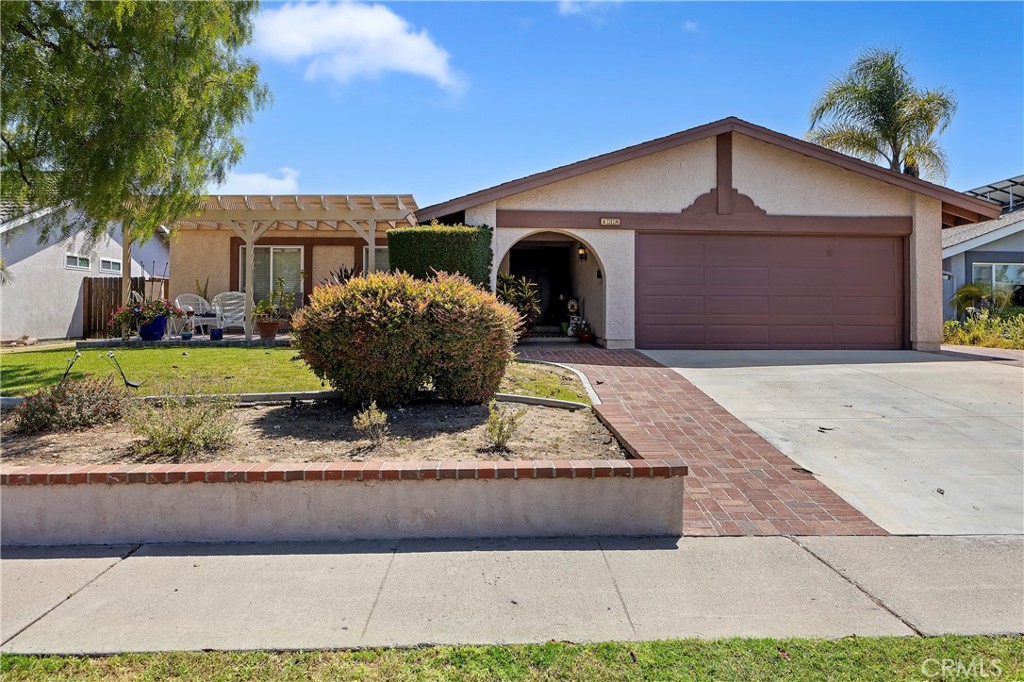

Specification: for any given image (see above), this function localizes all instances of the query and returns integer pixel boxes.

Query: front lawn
[2,637,1022,681]
[0,347,590,404]
[0,347,321,396]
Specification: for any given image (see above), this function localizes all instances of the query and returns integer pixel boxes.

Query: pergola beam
[190,208,412,222]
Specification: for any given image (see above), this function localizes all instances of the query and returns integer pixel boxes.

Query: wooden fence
[82,277,169,338]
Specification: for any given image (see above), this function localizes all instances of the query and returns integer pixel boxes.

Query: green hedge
[387,223,493,287]
[291,271,519,406]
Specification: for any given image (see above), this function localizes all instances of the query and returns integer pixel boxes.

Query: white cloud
[254,2,463,92]
[683,20,699,33]
[212,167,300,195]
[557,0,622,18]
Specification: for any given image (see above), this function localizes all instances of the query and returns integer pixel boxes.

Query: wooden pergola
[175,194,417,340]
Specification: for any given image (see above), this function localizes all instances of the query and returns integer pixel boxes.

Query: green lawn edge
[2,637,1022,681]
[0,347,590,405]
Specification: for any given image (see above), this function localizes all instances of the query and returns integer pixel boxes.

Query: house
[941,175,1024,319]
[415,117,999,350]
[0,203,170,341]
[167,195,417,337]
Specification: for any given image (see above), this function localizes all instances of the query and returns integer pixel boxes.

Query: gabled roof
[416,116,1000,227]
[942,208,1024,258]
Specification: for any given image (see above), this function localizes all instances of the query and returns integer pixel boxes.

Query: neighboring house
[0,203,170,341]
[416,117,998,350]
[168,194,416,305]
[941,175,1024,319]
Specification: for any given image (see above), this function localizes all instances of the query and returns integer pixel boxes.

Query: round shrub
[292,272,431,407]
[292,272,519,407]
[425,272,521,404]
[13,376,131,433]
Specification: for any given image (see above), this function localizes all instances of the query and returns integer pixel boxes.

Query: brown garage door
[636,233,904,349]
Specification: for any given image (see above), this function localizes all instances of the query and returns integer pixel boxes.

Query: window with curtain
[240,246,304,302]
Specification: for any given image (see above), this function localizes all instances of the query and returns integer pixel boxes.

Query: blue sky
[217,1,1024,207]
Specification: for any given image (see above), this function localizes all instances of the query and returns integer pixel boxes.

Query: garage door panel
[773,296,832,315]
[708,295,771,316]
[643,266,705,287]
[835,325,900,346]
[706,267,770,287]
[636,233,904,350]
[772,326,836,346]
[643,325,706,346]
[836,296,899,317]
[706,325,771,345]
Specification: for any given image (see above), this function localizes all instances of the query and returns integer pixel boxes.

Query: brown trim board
[228,236,387,301]
[716,132,733,215]
[496,209,913,236]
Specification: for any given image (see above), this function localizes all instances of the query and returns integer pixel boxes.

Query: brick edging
[0,459,688,485]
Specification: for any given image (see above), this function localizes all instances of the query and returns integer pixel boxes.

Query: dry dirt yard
[1,401,626,466]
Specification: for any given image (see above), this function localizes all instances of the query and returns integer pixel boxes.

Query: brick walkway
[519,346,886,537]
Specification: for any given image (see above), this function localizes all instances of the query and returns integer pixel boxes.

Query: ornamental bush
[13,376,131,433]
[387,223,493,287]
[291,272,519,406]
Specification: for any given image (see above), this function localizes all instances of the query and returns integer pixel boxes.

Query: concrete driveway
[643,350,1024,536]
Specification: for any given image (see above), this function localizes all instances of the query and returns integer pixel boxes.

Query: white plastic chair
[212,291,246,333]
[174,294,216,334]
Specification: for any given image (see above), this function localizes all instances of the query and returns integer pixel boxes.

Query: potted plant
[576,320,594,344]
[109,299,184,341]
[254,298,281,340]
[254,276,300,341]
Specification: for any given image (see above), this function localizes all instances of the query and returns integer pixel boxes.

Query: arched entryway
[497,230,607,342]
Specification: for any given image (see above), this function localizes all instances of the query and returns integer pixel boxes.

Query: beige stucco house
[416,117,999,350]
[168,117,997,349]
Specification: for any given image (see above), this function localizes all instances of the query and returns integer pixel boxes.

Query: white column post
[243,221,257,340]
[367,220,377,273]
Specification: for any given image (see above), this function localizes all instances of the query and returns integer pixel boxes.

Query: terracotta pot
[256,319,280,341]
[578,332,594,344]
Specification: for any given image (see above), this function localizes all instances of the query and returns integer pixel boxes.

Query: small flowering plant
[109,299,184,336]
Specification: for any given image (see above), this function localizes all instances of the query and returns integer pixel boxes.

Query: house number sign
[600,217,621,226]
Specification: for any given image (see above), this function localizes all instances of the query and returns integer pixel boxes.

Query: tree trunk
[121,225,132,305]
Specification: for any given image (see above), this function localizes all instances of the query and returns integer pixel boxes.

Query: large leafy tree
[807,48,956,182]
[1,0,269,248]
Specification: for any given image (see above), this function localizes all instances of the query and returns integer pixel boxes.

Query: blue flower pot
[139,315,167,341]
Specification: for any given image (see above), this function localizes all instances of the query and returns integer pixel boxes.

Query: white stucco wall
[570,239,606,340]
[493,227,635,348]
[911,195,944,350]
[1,477,685,545]
[732,133,914,216]
[497,137,715,212]
[1,224,169,341]
[461,131,953,350]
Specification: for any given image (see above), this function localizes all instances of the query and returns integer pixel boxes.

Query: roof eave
[416,117,1001,225]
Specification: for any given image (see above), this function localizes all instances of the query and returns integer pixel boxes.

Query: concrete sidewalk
[2,535,1021,654]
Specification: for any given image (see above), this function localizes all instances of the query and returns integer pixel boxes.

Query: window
[972,262,1024,291]
[973,262,1024,306]
[239,246,303,302]
[100,258,122,274]
[362,246,389,274]
[64,253,90,271]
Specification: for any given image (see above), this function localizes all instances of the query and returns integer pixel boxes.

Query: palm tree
[807,48,957,182]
